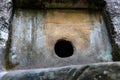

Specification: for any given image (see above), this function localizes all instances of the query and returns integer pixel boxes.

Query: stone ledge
[13,0,106,9]
[1,62,120,80]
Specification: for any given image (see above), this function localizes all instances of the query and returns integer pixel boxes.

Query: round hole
[54,39,74,58]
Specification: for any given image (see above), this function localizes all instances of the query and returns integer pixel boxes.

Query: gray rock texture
[2,0,115,70]
[104,0,120,61]
[8,9,112,70]
[1,62,120,80]
[0,0,12,71]
[0,0,120,80]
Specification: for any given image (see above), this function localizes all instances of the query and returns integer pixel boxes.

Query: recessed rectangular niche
[5,1,112,70]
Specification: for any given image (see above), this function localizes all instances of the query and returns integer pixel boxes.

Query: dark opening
[54,39,74,58]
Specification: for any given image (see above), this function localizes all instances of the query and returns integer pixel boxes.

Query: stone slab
[1,62,120,80]
[0,0,120,71]
[6,9,112,70]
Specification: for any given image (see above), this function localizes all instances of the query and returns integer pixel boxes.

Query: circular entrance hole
[54,39,74,58]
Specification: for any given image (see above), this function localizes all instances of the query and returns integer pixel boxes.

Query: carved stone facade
[0,0,120,80]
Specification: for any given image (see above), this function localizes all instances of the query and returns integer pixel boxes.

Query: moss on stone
[3,24,18,70]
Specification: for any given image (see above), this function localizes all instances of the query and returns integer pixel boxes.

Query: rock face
[105,0,120,61]
[1,62,120,80]
[2,0,114,70]
[8,9,112,69]
[0,0,13,71]
[0,0,120,80]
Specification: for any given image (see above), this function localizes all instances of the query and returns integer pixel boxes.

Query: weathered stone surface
[0,0,13,71]
[1,62,120,80]
[0,0,12,43]
[13,0,106,9]
[0,0,120,76]
[5,9,112,70]
[104,0,120,61]
[0,0,120,80]
[11,0,119,62]
[0,0,120,70]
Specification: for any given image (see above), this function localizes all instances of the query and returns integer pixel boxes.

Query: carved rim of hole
[54,39,74,58]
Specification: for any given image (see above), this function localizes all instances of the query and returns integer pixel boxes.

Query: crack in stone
[67,65,89,80]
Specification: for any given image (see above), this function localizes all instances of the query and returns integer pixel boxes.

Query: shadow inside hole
[54,39,74,58]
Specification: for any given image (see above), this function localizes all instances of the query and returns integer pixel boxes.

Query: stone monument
[0,0,120,80]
